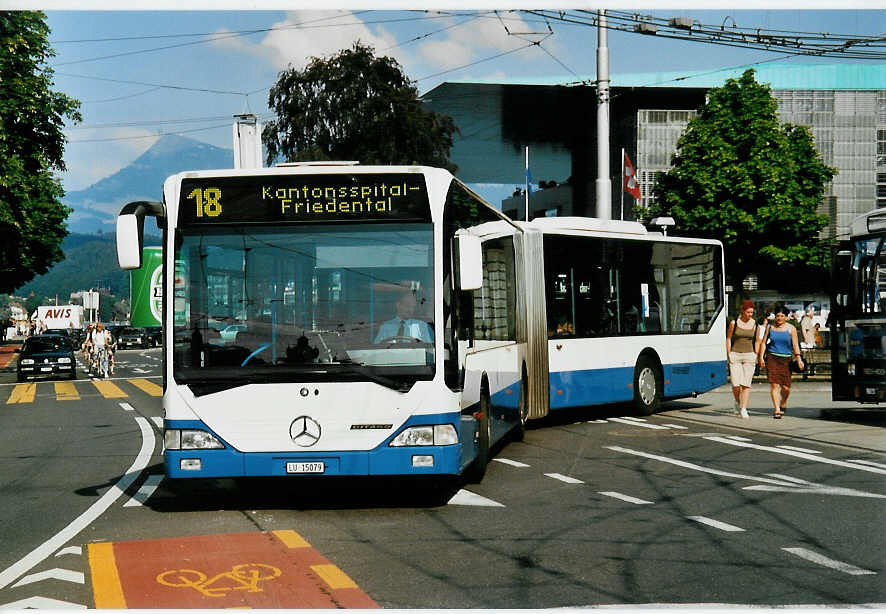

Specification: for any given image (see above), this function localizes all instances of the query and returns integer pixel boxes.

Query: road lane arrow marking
[55,546,82,557]
[605,446,886,499]
[704,436,886,475]
[743,473,886,498]
[0,596,86,609]
[11,568,84,587]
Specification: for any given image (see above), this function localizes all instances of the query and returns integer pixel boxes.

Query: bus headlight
[21,359,35,365]
[390,424,458,447]
[58,357,71,364]
[164,429,225,450]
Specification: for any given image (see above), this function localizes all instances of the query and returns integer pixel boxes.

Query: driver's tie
[397,319,406,337]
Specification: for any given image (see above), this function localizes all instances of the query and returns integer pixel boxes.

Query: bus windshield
[173,223,435,392]
[854,236,886,314]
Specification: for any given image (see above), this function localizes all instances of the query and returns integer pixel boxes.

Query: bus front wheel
[466,391,492,483]
[633,355,662,416]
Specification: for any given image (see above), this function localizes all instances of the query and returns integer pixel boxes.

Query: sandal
[773,411,784,419]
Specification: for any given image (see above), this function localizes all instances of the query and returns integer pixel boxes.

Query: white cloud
[212,11,401,72]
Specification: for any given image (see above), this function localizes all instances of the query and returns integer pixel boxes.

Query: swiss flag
[623,152,642,200]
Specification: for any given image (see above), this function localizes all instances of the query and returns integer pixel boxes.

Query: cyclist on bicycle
[90,323,112,378]
[105,327,117,376]
[82,323,94,365]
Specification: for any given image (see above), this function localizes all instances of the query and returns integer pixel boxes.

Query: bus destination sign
[178,173,430,225]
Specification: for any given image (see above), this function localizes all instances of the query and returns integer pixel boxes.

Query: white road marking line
[151,416,163,429]
[687,516,746,532]
[0,416,155,590]
[661,424,689,429]
[55,546,82,557]
[618,416,647,422]
[609,417,670,430]
[493,458,530,468]
[777,445,822,454]
[598,491,654,505]
[782,547,876,575]
[704,436,886,475]
[726,435,753,441]
[847,459,886,470]
[11,568,85,588]
[605,446,802,487]
[545,473,584,484]
[123,474,164,507]
[587,419,609,424]
[447,489,505,507]
[118,402,135,412]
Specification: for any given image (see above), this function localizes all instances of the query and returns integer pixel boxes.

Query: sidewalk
[0,340,21,370]
[661,380,886,454]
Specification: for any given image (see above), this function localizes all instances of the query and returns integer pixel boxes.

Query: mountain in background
[13,134,229,299]
[63,134,233,234]
[14,231,163,302]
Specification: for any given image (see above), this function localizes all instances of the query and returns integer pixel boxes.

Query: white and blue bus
[116,163,726,484]
[830,207,886,404]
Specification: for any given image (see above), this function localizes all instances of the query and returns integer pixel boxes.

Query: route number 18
[188,187,222,218]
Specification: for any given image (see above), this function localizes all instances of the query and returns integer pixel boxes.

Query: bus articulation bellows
[116,164,727,483]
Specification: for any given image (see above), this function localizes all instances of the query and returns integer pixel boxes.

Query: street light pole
[595,9,612,220]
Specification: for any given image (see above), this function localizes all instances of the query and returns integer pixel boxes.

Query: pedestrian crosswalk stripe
[54,382,79,401]
[92,380,128,399]
[7,383,36,404]
[5,379,163,403]
[128,378,162,397]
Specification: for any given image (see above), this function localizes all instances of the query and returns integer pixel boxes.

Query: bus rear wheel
[633,355,662,416]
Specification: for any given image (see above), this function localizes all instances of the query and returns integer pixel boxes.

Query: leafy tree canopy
[648,69,835,292]
[263,43,458,171]
[0,11,81,294]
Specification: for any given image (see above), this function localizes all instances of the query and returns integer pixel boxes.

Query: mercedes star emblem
[290,416,321,447]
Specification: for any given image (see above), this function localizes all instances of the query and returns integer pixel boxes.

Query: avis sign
[35,305,84,329]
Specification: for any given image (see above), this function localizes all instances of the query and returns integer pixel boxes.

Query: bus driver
[375,290,433,344]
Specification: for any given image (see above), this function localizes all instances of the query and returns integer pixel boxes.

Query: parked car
[117,327,149,349]
[219,323,247,341]
[143,325,163,347]
[16,334,77,382]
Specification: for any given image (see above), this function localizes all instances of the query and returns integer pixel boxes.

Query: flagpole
[524,146,529,221]
[620,148,625,220]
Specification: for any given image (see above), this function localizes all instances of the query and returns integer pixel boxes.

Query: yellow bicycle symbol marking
[156,563,282,598]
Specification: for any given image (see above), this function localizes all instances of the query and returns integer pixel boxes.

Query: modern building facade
[423,63,886,240]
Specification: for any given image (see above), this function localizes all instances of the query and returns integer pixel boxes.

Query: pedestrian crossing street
[5,378,162,404]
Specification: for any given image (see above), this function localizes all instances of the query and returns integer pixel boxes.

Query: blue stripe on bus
[163,413,467,479]
[548,360,727,409]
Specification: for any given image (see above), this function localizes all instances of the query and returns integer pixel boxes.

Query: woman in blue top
[760,305,804,418]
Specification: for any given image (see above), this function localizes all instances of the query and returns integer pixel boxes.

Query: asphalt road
[0,341,883,608]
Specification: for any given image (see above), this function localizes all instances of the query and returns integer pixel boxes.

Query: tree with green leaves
[263,42,458,171]
[648,69,835,295]
[0,11,81,294]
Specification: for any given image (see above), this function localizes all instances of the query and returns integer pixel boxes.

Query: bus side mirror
[453,233,483,291]
[833,249,853,306]
[116,201,165,270]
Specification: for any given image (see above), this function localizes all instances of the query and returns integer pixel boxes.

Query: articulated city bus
[831,207,886,403]
[116,163,726,485]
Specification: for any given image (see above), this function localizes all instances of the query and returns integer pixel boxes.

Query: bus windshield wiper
[331,359,411,391]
